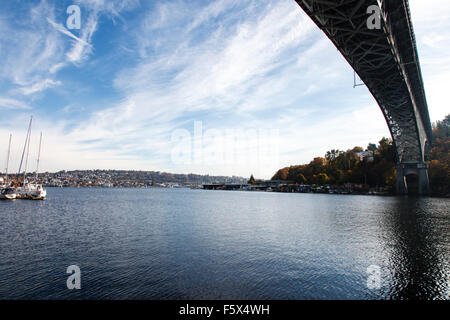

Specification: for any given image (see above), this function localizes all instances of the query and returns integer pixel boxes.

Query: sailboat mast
[5,134,12,186]
[18,116,33,176]
[35,132,42,180]
[23,117,33,187]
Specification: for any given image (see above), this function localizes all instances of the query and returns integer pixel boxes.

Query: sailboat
[0,134,16,200]
[13,117,47,200]
[15,116,33,199]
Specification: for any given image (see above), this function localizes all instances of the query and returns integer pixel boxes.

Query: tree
[325,149,340,162]
[428,160,449,189]
[433,114,450,139]
[376,137,396,163]
[248,174,256,185]
[316,173,329,185]
[296,173,307,184]
[352,146,364,153]
[367,143,377,152]
[443,114,450,127]
[271,167,288,180]
[311,157,327,170]
[270,115,449,195]
[427,114,450,195]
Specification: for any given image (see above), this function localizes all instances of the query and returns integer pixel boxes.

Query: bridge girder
[295,0,432,166]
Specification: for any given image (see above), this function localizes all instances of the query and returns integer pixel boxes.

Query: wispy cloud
[46,18,91,47]
[0,0,447,178]
[0,97,31,110]
[409,0,450,122]
[21,78,62,95]
[66,14,97,63]
[0,10,63,86]
[60,0,379,177]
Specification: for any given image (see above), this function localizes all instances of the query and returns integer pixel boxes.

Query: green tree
[270,118,449,196]
[325,149,341,162]
[367,143,377,152]
[296,173,307,184]
[316,173,329,185]
[427,114,450,195]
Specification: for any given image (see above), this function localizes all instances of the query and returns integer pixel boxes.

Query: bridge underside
[295,0,432,194]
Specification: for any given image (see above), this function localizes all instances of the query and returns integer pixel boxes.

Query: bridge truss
[295,0,432,193]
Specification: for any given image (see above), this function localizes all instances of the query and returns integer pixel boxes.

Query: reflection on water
[380,197,449,299]
[0,188,448,299]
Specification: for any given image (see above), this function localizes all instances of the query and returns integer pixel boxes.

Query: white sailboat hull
[28,188,46,200]
[0,194,16,200]
[17,185,47,200]
[0,188,17,200]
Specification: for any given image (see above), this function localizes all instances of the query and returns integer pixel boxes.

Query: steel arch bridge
[295,0,432,194]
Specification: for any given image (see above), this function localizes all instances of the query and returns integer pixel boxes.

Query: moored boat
[15,118,47,200]
[24,183,46,200]
[3,117,47,201]
[0,187,16,200]
[1,134,16,200]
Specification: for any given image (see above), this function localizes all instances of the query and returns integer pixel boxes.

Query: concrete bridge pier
[396,163,431,195]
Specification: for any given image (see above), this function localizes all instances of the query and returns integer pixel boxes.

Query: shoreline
[23,185,450,198]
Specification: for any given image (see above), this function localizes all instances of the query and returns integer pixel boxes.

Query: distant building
[356,151,374,162]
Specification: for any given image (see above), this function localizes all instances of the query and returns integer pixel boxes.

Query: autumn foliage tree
[426,114,450,195]
[271,114,449,196]
[272,138,396,188]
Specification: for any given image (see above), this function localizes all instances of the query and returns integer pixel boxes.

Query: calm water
[0,188,448,300]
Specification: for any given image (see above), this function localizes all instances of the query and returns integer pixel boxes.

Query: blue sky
[0,0,449,179]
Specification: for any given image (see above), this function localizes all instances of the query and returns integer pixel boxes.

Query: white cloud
[186,0,239,32]
[409,0,450,122]
[1,0,447,179]
[61,0,140,63]
[28,1,386,177]
[47,18,92,48]
[65,13,98,63]
[21,78,62,95]
[0,97,31,110]
[0,2,66,99]
[55,0,368,177]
